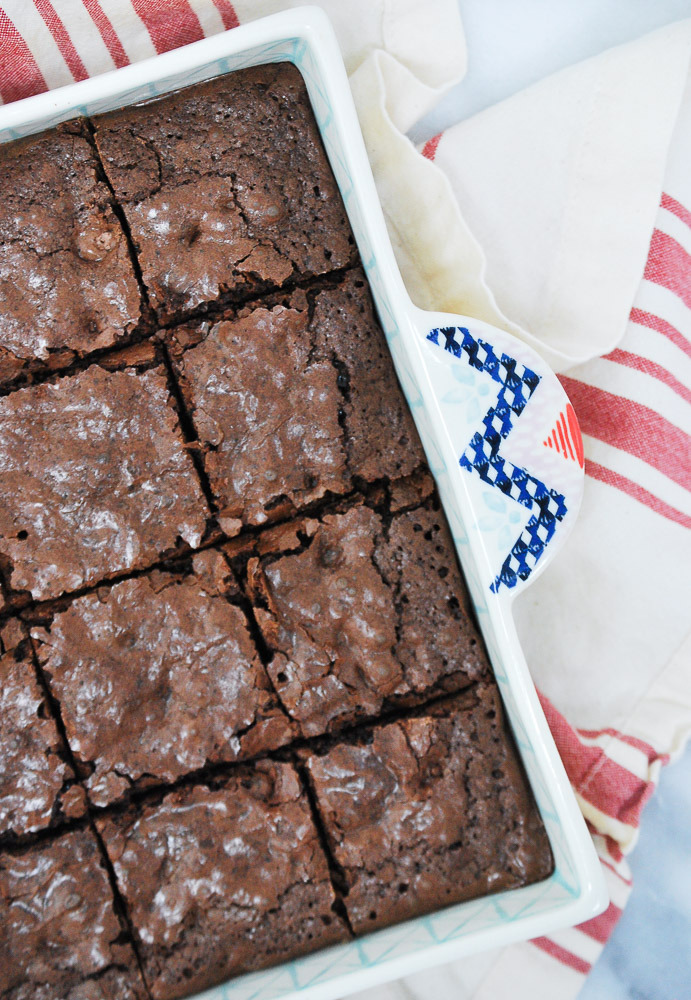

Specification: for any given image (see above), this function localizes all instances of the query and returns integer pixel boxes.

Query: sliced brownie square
[92,64,355,322]
[302,687,553,934]
[31,550,294,807]
[97,761,349,999]
[0,126,141,390]
[0,361,208,601]
[0,828,147,1000]
[0,618,85,841]
[245,503,490,736]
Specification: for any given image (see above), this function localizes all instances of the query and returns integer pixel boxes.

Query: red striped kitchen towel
[1,3,689,999]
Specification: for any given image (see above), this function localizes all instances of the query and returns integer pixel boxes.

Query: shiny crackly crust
[31,550,294,808]
[96,761,349,1000]
[92,64,356,322]
[0,365,207,602]
[303,687,554,934]
[0,127,141,389]
[0,828,147,1000]
[245,503,491,737]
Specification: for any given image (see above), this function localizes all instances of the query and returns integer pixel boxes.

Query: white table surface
[407,3,691,998]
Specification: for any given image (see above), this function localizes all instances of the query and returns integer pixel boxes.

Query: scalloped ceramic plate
[0,8,608,999]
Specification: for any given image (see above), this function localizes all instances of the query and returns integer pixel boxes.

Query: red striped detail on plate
[543,404,584,465]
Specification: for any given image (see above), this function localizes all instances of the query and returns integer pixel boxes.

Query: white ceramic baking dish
[0,7,608,998]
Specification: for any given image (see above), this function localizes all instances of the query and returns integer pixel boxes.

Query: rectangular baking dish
[0,7,608,998]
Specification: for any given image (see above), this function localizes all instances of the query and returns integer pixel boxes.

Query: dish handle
[406,307,585,601]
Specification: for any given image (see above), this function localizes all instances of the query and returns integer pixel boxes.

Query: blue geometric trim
[428,327,567,592]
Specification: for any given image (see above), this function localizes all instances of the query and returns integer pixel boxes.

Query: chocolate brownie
[246,504,490,736]
[166,270,427,531]
[0,364,207,601]
[0,127,141,390]
[0,619,85,840]
[310,269,426,483]
[32,550,294,807]
[97,761,348,999]
[0,828,147,1000]
[93,64,355,322]
[302,687,553,934]
[166,296,349,531]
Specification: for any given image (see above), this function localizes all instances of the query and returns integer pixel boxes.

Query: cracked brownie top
[0,828,147,1000]
[302,687,553,934]
[0,364,208,602]
[245,503,491,737]
[0,618,85,840]
[31,549,294,808]
[93,64,356,322]
[96,761,348,1000]
[0,125,141,390]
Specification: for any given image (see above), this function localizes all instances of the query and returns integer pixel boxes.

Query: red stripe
[0,11,48,102]
[212,0,240,29]
[600,854,631,882]
[559,376,691,491]
[629,307,691,359]
[566,403,585,467]
[581,764,657,827]
[552,429,560,453]
[531,937,591,975]
[422,132,443,160]
[577,727,666,763]
[644,229,691,309]
[34,0,89,81]
[604,347,691,406]
[82,0,130,69]
[560,412,575,461]
[578,902,623,944]
[661,191,691,230]
[556,416,568,458]
[538,693,657,827]
[131,0,204,54]
[585,459,691,530]
[604,834,624,864]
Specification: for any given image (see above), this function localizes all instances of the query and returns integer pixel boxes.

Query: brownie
[0,619,84,840]
[302,687,553,934]
[0,364,207,601]
[0,828,147,1000]
[310,269,426,483]
[0,128,141,389]
[93,64,355,322]
[32,550,294,807]
[166,295,349,531]
[246,504,490,736]
[97,761,348,999]
[166,270,427,531]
